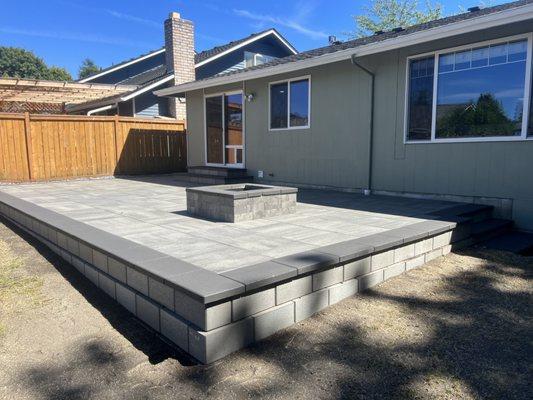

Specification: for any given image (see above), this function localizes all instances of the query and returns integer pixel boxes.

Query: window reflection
[290,79,309,127]
[407,56,434,140]
[436,39,527,138]
[270,83,288,129]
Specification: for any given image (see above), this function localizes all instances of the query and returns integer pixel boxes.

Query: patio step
[175,172,253,185]
[188,166,250,178]
[470,218,513,241]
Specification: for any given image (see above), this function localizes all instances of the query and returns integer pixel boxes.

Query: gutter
[87,103,117,116]
[351,54,374,195]
[154,2,533,96]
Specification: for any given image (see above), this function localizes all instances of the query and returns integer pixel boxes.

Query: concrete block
[126,267,148,296]
[232,288,275,321]
[371,250,394,271]
[425,248,443,262]
[294,289,329,322]
[253,302,295,341]
[98,272,116,299]
[405,255,425,270]
[149,277,174,310]
[71,256,85,274]
[107,258,127,283]
[92,250,108,272]
[275,275,312,305]
[160,309,188,351]
[84,264,99,286]
[329,279,358,305]
[116,283,136,314]
[67,236,79,256]
[312,266,343,291]
[136,295,160,331]
[358,270,384,291]
[188,318,254,364]
[222,261,297,291]
[433,232,452,249]
[343,257,371,280]
[384,262,406,280]
[394,244,415,263]
[78,242,93,264]
[174,289,231,331]
[414,238,433,256]
[442,245,452,255]
[60,249,71,263]
[57,232,68,249]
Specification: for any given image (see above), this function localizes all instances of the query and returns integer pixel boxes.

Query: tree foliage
[78,58,101,80]
[0,46,72,81]
[353,0,443,38]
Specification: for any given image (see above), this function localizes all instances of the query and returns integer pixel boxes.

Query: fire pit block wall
[186,184,298,222]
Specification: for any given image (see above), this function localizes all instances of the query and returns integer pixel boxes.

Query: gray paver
[148,277,174,310]
[98,272,116,299]
[126,267,149,296]
[174,289,231,331]
[343,257,371,280]
[108,258,127,283]
[160,309,189,351]
[371,250,394,271]
[222,261,297,291]
[232,288,276,321]
[384,262,406,280]
[136,295,160,331]
[359,270,384,291]
[253,302,295,341]
[116,283,136,314]
[275,275,312,305]
[92,249,108,272]
[312,266,343,291]
[294,289,329,322]
[329,279,358,305]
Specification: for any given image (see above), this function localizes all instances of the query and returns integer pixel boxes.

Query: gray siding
[186,21,533,229]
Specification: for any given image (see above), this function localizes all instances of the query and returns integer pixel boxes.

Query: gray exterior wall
[185,21,533,229]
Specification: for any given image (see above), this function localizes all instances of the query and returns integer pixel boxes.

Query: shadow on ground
[5,213,532,399]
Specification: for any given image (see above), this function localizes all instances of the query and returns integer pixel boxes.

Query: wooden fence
[0,113,187,182]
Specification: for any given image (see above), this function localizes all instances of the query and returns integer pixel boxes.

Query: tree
[78,58,101,80]
[352,0,443,38]
[0,46,72,81]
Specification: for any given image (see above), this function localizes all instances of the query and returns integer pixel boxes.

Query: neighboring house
[67,13,297,119]
[156,0,533,230]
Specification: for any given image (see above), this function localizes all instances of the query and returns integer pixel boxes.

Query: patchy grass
[0,239,43,332]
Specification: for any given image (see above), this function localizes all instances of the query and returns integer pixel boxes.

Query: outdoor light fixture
[246,93,255,102]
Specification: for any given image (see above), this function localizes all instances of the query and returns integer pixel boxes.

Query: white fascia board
[194,29,298,68]
[155,3,533,96]
[79,48,166,83]
[120,74,175,101]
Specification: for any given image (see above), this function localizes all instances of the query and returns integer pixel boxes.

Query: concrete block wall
[0,199,456,364]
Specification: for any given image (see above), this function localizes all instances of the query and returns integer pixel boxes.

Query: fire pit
[186,184,297,222]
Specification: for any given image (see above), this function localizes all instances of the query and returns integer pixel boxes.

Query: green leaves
[352,0,443,38]
[78,58,101,80]
[0,46,72,81]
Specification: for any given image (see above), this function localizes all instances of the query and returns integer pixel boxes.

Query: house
[156,0,533,230]
[67,13,297,119]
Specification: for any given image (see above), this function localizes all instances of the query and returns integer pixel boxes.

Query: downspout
[350,54,374,196]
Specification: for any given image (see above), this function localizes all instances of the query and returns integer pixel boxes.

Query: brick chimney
[164,12,195,119]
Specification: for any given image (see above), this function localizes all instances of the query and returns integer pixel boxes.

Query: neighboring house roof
[79,28,297,84]
[156,0,533,96]
[118,64,170,86]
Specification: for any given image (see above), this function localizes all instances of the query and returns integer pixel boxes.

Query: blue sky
[0,0,498,79]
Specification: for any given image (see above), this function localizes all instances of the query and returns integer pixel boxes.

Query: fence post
[23,112,33,181]
[113,114,119,174]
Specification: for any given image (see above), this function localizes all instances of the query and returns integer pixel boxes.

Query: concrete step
[480,231,533,255]
[470,218,513,241]
[432,203,494,224]
[187,166,249,178]
[175,173,253,185]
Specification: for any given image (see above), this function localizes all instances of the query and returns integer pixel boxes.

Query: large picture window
[269,77,310,130]
[406,35,532,142]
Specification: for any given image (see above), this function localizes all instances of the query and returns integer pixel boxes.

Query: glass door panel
[205,96,224,164]
[224,93,243,167]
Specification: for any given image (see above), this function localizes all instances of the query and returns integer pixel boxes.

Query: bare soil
[0,217,531,400]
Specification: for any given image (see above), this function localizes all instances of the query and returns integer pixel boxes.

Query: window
[269,77,310,130]
[407,56,434,141]
[405,35,532,142]
[245,52,276,68]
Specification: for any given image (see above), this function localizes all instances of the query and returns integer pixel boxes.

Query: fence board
[0,113,186,182]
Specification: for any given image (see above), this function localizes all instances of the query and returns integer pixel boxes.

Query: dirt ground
[0,217,531,400]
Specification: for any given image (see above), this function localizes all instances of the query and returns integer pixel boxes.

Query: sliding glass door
[205,92,244,167]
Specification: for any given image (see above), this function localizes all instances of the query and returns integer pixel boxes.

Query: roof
[79,28,297,83]
[156,0,533,95]
[0,78,138,105]
[118,64,170,86]
[194,28,297,64]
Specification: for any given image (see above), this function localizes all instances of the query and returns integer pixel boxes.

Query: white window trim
[404,32,533,144]
[268,75,311,131]
[203,90,245,168]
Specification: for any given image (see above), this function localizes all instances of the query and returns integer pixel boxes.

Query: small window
[270,77,310,130]
[407,56,434,141]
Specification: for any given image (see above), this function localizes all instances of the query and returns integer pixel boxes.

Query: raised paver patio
[0,175,458,272]
[0,174,480,363]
